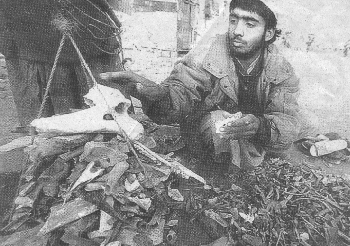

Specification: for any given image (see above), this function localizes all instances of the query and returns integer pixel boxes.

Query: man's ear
[265,28,275,42]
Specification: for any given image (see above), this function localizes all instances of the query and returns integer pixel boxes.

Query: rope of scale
[30,31,116,145]
[36,34,100,120]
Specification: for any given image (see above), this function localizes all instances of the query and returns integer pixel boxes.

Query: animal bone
[0,136,33,152]
[80,141,128,166]
[38,198,98,236]
[128,197,152,211]
[104,160,129,195]
[69,161,104,193]
[134,141,206,184]
[124,179,141,192]
[168,188,184,202]
[31,85,144,140]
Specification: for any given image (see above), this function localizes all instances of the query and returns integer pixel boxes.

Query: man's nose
[233,21,244,36]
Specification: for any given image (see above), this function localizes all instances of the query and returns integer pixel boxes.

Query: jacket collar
[202,33,292,85]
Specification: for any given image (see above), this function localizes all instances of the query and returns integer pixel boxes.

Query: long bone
[31,85,144,140]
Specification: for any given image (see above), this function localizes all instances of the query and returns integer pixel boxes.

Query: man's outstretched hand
[100,71,168,102]
[100,71,141,98]
[100,71,140,83]
[219,113,260,139]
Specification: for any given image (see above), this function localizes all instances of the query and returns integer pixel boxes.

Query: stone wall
[117,11,178,83]
[123,47,177,83]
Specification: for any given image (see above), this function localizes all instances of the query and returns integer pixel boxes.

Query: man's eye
[246,23,255,28]
[230,19,237,24]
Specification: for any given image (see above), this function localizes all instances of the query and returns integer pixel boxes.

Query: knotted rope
[31,31,105,143]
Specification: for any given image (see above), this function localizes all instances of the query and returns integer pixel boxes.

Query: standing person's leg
[37,63,79,115]
[7,58,42,129]
[73,64,90,108]
[6,57,24,128]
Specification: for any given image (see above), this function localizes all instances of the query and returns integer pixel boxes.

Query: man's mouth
[232,39,245,46]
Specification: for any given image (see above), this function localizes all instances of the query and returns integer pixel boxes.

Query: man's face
[228,8,268,59]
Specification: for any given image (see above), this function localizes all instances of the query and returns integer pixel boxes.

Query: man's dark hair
[229,0,281,44]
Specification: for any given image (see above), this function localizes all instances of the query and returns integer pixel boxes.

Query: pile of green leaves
[189,158,350,246]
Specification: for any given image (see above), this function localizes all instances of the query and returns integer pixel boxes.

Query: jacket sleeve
[263,64,301,151]
[143,55,214,125]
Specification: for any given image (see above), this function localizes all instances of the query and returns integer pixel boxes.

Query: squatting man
[101,0,306,170]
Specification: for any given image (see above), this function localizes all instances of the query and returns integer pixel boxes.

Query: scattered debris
[0,136,33,152]
[168,188,184,202]
[128,197,152,211]
[188,158,350,245]
[0,224,51,246]
[61,231,99,246]
[68,161,104,193]
[166,220,178,227]
[39,198,98,235]
[201,236,230,246]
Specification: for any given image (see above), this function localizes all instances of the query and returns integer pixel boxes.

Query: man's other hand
[219,114,260,139]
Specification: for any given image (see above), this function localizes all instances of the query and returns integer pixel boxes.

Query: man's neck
[234,49,262,71]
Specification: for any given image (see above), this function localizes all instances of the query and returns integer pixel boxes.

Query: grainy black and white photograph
[0,0,350,245]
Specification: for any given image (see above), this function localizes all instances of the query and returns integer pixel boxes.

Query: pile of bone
[0,85,205,246]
